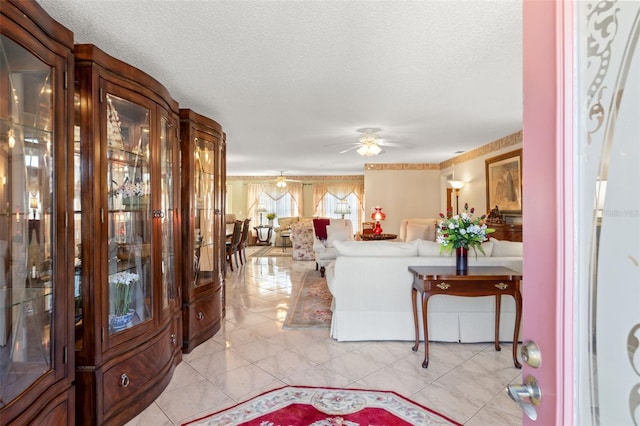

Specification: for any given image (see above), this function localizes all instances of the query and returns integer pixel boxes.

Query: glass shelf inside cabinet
[193,138,216,288]
[0,33,54,408]
[104,94,153,334]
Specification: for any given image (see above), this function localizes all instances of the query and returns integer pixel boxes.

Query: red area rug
[182,385,461,425]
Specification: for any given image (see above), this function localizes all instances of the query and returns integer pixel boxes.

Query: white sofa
[325,238,523,342]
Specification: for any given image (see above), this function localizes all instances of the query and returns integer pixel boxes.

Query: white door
[520,1,640,424]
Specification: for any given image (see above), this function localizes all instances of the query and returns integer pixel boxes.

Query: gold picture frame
[485,149,522,214]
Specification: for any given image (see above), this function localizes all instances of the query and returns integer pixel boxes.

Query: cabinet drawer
[427,279,517,294]
[188,291,221,337]
[101,328,173,415]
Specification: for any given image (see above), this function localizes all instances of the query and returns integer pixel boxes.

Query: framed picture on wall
[485,149,522,214]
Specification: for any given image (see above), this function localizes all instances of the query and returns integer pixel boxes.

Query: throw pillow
[325,224,351,248]
[406,223,432,242]
[312,218,331,240]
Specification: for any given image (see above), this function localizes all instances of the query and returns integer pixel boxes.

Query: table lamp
[371,206,386,235]
[30,196,38,220]
[334,201,351,219]
[257,203,267,226]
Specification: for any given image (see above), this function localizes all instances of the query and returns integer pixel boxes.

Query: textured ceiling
[37,0,523,176]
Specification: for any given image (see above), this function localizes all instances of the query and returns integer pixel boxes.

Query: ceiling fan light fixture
[357,142,382,157]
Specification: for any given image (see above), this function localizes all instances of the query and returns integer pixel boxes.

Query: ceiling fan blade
[339,145,361,154]
[377,141,413,148]
[323,142,360,148]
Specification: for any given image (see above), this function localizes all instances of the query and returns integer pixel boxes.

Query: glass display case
[180,109,225,353]
[0,1,75,423]
[74,43,181,425]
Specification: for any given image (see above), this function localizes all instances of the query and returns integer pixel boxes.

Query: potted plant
[108,271,138,330]
[266,212,277,225]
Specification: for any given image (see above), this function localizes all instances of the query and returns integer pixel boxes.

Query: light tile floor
[128,252,523,425]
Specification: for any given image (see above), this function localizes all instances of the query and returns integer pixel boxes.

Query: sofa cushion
[491,239,523,257]
[334,240,419,257]
[417,240,442,256]
[406,222,436,242]
[326,224,351,248]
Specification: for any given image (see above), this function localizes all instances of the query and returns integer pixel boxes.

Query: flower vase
[456,247,468,274]
[110,309,135,331]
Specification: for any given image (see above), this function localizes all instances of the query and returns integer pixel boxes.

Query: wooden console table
[408,266,523,369]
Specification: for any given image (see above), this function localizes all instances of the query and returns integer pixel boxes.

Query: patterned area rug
[283,271,332,329]
[249,245,293,257]
[182,386,461,425]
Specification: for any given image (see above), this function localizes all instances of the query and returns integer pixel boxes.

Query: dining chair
[238,218,251,265]
[225,220,242,271]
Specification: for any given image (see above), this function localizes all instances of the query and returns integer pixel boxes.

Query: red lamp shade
[371,207,386,234]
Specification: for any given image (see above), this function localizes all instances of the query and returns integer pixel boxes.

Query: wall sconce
[371,206,386,234]
[448,180,465,214]
[334,201,351,219]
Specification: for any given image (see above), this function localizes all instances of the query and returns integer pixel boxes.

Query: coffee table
[408,266,523,369]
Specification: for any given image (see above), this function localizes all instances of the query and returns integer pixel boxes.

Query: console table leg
[411,288,419,352]
[421,292,430,368]
[494,295,502,352]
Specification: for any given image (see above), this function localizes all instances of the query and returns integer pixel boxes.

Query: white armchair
[312,218,353,277]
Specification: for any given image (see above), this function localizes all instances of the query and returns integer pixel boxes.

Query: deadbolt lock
[521,340,542,368]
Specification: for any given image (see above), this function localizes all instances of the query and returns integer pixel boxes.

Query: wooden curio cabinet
[0,1,75,424]
[73,44,182,425]
[179,109,226,353]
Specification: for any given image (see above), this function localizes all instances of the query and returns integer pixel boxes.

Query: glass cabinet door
[105,94,152,334]
[0,34,54,406]
[160,116,176,309]
[193,137,216,288]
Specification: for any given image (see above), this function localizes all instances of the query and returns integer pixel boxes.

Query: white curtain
[247,182,302,225]
[313,182,364,231]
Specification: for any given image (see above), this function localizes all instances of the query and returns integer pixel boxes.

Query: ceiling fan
[267,171,301,188]
[325,128,413,157]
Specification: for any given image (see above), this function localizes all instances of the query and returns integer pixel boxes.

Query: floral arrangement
[266,213,277,221]
[436,203,495,255]
[112,179,149,198]
[109,271,138,316]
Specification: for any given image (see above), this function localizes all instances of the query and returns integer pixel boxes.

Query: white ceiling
[37,0,523,177]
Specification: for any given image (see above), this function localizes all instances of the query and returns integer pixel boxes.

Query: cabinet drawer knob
[120,373,130,388]
[197,312,204,320]
[495,282,509,290]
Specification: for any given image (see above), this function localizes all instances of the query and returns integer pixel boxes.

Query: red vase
[456,247,468,273]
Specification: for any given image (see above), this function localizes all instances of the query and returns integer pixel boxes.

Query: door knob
[506,375,542,420]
